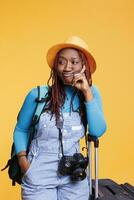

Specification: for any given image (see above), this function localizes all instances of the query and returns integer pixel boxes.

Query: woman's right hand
[18,156,30,174]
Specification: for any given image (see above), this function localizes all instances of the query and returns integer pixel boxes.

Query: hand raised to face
[72,65,90,91]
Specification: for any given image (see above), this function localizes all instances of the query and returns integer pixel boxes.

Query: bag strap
[27,85,48,149]
[31,85,48,125]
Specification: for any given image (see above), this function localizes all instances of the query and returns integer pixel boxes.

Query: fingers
[73,76,84,86]
[72,65,86,87]
[74,65,86,77]
[80,65,86,73]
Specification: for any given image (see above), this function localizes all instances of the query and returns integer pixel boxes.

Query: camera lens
[71,168,86,181]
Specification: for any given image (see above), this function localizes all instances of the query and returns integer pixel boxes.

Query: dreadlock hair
[44,48,92,131]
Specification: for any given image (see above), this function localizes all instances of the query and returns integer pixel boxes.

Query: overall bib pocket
[37,112,58,140]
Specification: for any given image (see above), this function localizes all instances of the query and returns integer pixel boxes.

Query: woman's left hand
[72,65,93,101]
[72,65,89,92]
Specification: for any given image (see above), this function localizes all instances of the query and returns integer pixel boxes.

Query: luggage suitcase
[87,135,134,200]
[121,183,134,198]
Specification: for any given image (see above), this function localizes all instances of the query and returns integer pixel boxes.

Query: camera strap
[56,115,64,156]
[56,113,88,158]
[58,128,64,156]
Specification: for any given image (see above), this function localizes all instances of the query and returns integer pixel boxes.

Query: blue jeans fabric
[21,112,89,200]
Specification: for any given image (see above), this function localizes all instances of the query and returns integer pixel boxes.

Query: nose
[64,60,72,71]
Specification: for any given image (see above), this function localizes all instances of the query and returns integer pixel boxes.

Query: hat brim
[46,43,96,74]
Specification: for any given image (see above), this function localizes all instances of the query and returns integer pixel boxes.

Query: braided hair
[44,48,92,131]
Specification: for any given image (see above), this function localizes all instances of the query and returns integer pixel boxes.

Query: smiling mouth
[62,72,74,77]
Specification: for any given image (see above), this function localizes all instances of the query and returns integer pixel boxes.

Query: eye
[58,59,66,65]
[72,60,80,65]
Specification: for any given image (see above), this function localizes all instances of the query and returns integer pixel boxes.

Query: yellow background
[0,0,134,199]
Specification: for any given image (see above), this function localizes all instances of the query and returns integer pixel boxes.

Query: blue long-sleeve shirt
[13,85,107,154]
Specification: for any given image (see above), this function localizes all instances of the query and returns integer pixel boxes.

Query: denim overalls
[21,111,89,200]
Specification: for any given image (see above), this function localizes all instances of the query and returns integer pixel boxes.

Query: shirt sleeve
[13,87,38,154]
[84,85,107,137]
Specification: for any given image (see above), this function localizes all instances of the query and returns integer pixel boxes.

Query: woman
[13,36,107,200]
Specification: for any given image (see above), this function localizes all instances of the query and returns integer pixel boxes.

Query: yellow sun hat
[46,36,96,74]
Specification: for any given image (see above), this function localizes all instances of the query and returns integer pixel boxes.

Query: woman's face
[56,48,83,85]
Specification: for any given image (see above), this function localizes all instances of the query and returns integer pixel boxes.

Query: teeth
[63,73,73,77]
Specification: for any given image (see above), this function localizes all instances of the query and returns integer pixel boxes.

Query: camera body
[58,153,88,181]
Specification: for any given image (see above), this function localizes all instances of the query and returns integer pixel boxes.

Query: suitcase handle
[88,135,99,148]
[87,134,99,199]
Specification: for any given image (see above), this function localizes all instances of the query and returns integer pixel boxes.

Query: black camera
[58,153,88,181]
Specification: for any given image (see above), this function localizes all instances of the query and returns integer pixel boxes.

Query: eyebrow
[59,55,79,59]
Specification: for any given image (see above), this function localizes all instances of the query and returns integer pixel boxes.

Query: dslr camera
[58,153,88,181]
